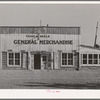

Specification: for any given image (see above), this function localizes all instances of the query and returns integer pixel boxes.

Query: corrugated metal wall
[0,27,80,34]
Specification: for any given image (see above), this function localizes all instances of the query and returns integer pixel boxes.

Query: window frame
[99,54,100,64]
[42,55,47,62]
[81,53,100,66]
[93,54,98,64]
[7,52,21,67]
[82,54,88,64]
[61,52,74,67]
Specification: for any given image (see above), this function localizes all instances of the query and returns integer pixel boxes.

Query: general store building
[0,26,80,70]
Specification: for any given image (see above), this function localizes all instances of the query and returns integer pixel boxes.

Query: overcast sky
[0,4,100,46]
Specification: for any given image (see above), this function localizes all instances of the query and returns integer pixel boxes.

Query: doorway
[34,54,41,69]
[42,53,51,70]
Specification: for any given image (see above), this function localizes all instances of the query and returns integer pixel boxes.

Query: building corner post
[51,51,53,70]
[77,52,81,71]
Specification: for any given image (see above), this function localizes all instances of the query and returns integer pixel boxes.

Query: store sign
[13,34,73,45]
[13,40,73,45]
[26,35,50,38]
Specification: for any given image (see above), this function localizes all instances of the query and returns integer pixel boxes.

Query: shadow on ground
[15,82,100,89]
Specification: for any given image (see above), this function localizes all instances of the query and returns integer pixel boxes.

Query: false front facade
[0,26,80,70]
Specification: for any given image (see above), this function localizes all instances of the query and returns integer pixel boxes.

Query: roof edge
[80,44,100,50]
[0,26,80,28]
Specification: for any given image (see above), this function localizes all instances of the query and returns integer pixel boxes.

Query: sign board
[0,34,80,52]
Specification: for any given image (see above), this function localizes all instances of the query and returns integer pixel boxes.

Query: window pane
[83,60,87,64]
[9,60,14,65]
[94,60,98,64]
[89,54,92,59]
[62,53,68,65]
[65,54,67,59]
[62,60,67,65]
[68,60,73,65]
[94,54,98,59]
[15,53,20,59]
[83,54,87,59]
[62,60,65,65]
[15,60,20,65]
[68,53,73,59]
[9,53,14,58]
[62,53,65,59]
[89,60,92,64]
[65,60,67,65]
[43,56,46,61]
[15,53,20,65]
[9,53,14,65]
[62,53,67,59]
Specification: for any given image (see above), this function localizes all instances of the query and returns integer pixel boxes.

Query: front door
[42,53,51,70]
[34,54,41,69]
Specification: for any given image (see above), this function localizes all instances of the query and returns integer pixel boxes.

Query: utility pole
[94,21,98,47]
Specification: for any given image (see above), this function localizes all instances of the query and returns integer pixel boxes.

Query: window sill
[61,65,74,67]
[7,65,21,68]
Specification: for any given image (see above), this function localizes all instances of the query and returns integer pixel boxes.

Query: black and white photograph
[0,2,100,90]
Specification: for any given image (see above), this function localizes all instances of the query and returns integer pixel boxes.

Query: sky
[0,4,100,46]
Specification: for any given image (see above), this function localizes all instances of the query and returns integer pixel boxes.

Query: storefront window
[88,54,92,64]
[8,52,20,66]
[88,54,98,64]
[68,53,73,65]
[62,53,73,66]
[15,53,20,65]
[62,53,67,65]
[82,54,98,65]
[93,54,98,64]
[9,53,14,65]
[83,54,87,64]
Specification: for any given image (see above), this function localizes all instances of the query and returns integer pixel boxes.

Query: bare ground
[0,69,100,89]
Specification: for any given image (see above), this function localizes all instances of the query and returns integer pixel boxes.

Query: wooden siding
[2,52,7,69]
[0,34,80,52]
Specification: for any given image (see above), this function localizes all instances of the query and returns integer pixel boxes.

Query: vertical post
[41,55,43,70]
[51,52,53,70]
[75,52,80,71]
[28,52,31,70]
[78,52,81,71]
[94,21,98,47]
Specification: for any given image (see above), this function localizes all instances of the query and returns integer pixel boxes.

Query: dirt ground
[0,69,100,89]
